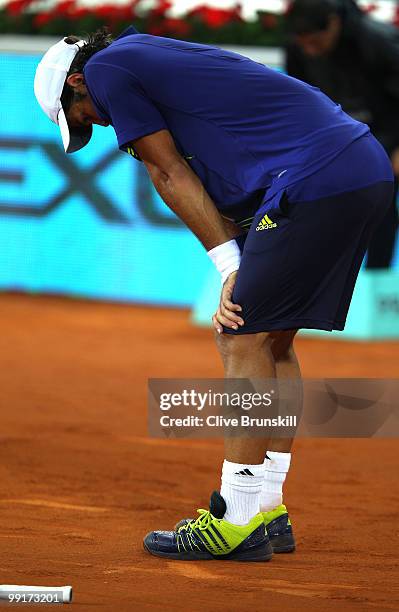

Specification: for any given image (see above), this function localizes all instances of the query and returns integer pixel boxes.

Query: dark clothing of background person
[285,0,398,268]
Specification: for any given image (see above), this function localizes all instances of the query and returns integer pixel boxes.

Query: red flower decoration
[150,0,173,18]
[149,17,191,37]
[69,7,90,19]
[189,4,242,29]
[33,12,54,27]
[6,0,33,17]
[56,0,76,16]
[94,5,120,18]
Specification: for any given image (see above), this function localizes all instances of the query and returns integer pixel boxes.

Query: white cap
[34,38,92,154]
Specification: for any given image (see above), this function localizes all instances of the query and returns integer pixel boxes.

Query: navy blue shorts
[226,135,394,334]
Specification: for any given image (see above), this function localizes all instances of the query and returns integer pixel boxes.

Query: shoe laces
[177,509,213,533]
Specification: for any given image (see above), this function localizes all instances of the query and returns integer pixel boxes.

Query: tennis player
[34,27,393,561]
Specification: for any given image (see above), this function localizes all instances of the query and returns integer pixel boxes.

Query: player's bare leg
[216,330,277,464]
[256,331,300,550]
[269,329,301,453]
[213,328,299,552]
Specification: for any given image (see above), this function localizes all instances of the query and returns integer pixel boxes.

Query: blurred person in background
[285,0,399,268]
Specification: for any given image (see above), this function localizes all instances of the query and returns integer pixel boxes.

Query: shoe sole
[143,541,273,562]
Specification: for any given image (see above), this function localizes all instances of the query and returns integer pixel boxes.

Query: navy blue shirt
[84,30,369,221]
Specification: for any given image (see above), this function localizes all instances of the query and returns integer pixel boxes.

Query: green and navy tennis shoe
[175,501,295,554]
[144,491,273,561]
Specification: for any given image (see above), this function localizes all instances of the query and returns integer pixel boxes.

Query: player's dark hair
[61,27,113,113]
[286,0,357,34]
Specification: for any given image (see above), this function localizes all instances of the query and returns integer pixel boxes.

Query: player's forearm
[147,161,240,250]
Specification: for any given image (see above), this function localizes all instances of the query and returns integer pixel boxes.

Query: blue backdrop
[0,52,212,306]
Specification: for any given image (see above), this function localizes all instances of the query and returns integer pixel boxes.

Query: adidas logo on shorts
[256,214,277,231]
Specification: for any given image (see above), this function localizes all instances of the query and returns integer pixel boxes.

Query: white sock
[220,460,265,526]
[259,451,291,512]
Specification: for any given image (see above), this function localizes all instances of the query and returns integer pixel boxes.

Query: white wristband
[207,239,241,284]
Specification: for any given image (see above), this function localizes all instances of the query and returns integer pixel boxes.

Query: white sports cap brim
[58,106,92,154]
[34,37,92,154]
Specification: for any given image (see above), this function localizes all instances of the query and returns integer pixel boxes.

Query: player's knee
[270,329,298,361]
[215,331,272,361]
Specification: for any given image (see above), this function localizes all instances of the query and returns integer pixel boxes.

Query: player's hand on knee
[212,272,244,334]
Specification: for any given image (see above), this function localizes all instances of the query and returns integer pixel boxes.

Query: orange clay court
[0,293,398,611]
